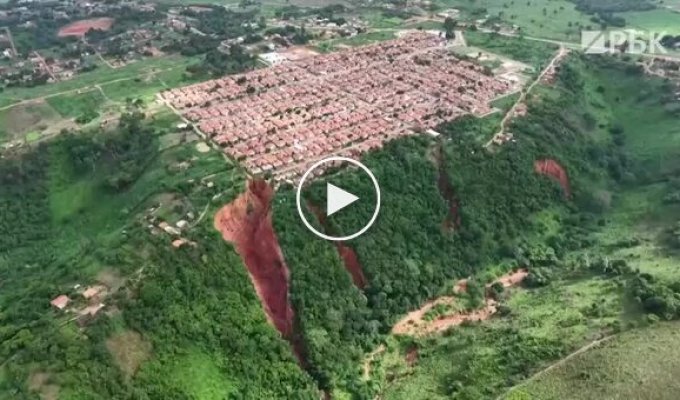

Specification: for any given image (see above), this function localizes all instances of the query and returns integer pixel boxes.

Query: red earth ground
[534,159,572,198]
[57,18,114,37]
[214,180,295,337]
[336,244,367,289]
[392,269,529,336]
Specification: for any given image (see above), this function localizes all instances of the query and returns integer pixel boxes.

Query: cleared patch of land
[57,17,114,38]
[106,330,152,379]
[0,101,61,141]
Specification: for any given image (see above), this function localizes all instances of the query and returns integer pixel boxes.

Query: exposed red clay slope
[534,159,571,198]
[214,180,294,337]
[336,244,367,289]
[58,18,114,37]
[307,202,368,289]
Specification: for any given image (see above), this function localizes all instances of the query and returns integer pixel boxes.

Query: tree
[444,17,457,40]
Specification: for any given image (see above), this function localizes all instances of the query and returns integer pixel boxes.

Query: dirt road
[0,65,180,112]
[484,46,568,148]
[392,269,528,336]
[496,334,617,399]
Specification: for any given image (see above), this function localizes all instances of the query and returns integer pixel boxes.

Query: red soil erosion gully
[213,180,367,368]
[307,202,368,289]
[213,181,299,347]
[534,158,572,198]
[213,158,568,377]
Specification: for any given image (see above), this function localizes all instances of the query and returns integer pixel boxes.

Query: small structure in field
[50,295,70,310]
[82,285,106,300]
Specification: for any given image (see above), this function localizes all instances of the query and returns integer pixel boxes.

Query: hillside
[1,43,680,400]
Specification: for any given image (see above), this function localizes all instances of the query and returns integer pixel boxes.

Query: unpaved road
[496,334,617,399]
[392,269,528,336]
[485,46,568,148]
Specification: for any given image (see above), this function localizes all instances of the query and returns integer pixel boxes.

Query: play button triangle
[326,183,359,216]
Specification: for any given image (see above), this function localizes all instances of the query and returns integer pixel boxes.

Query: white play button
[296,156,381,241]
[326,183,359,216]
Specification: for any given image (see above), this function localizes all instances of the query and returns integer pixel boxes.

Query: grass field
[46,131,241,239]
[0,101,61,141]
[315,30,396,52]
[101,67,190,102]
[362,9,407,29]
[437,0,592,41]
[589,60,680,171]
[464,31,559,68]
[591,182,680,283]
[505,321,680,399]
[0,55,196,109]
[619,9,680,35]
[47,89,107,118]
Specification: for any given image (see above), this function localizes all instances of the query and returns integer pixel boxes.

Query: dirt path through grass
[497,334,617,399]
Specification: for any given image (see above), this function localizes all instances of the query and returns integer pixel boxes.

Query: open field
[505,321,680,399]
[437,0,592,41]
[592,182,680,283]
[101,68,190,102]
[57,17,114,38]
[464,31,559,68]
[316,30,397,52]
[0,55,196,109]
[587,58,680,171]
[0,101,61,141]
[47,89,108,118]
[619,9,680,35]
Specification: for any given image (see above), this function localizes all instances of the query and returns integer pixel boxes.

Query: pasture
[505,321,680,400]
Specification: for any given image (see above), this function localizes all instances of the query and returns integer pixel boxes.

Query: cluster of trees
[186,44,256,77]
[61,112,156,190]
[587,255,680,322]
[0,112,323,398]
[661,35,680,50]
[265,52,660,397]
[123,226,320,399]
[439,326,565,398]
[273,190,378,396]
[187,7,260,38]
[630,274,680,320]
[0,150,50,254]
[274,4,346,24]
[265,25,315,45]
[569,0,656,14]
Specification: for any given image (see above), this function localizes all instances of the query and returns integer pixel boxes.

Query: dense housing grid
[161,32,517,181]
